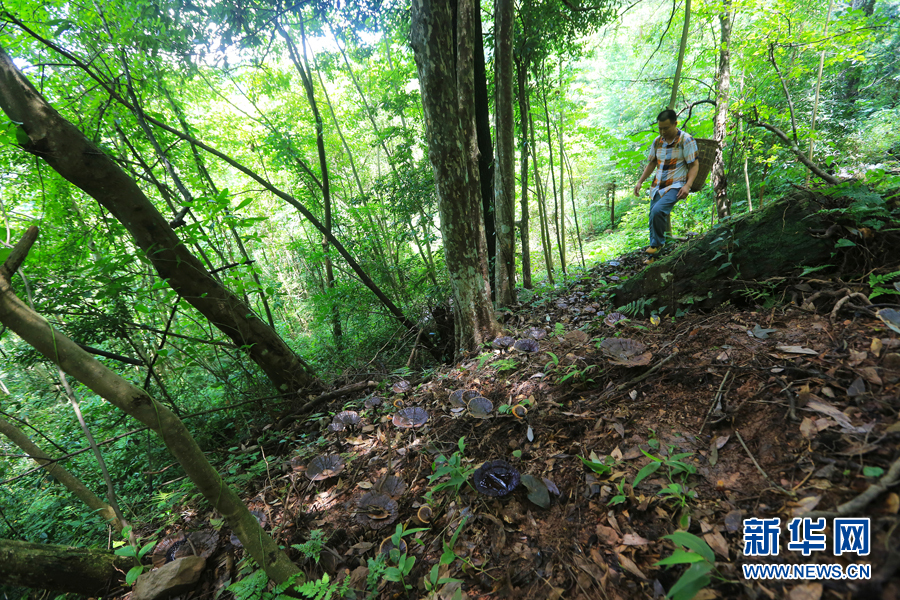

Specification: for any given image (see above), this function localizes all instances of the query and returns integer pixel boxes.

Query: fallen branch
[805,453,900,519]
[739,114,839,185]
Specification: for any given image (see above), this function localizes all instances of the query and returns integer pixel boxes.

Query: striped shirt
[647,129,698,198]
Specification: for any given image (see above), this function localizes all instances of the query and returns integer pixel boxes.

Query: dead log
[0,538,131,595]
[612,191,832,315]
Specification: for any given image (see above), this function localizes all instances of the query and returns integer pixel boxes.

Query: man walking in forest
[633,109,699,254]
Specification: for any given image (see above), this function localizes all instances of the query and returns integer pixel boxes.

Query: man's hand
[633,182,643,197]
[676,186,690,200]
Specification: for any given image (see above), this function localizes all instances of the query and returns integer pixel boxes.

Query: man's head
[656,109,678,139]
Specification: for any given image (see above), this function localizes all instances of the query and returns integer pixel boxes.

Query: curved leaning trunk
[0,45,314,394]
[0,228,302,584]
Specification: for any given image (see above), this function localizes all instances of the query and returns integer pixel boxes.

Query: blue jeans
[649,188,681,247]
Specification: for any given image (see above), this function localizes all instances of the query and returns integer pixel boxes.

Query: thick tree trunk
[0,538,132,595]
[0,45,315,394]
[411,0,500,354]
[712,0,733,220]
[0,412,121,532]
[0,229,302,585]
[516,58,532,289]
[457,0,492,296]
[473,7,497,287]
[494,0,516,306]
[612,192,832,315]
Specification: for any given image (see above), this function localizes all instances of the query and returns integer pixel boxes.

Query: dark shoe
[645,246,661,255]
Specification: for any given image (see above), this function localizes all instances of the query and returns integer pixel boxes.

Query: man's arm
[677,160,700,200]
[634,157,658,196]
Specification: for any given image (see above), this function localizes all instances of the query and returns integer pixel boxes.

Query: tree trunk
[0,414,121,532]
[539,76,565,275]
[530,110,555,283]
[712,0,733,220]
[279,23,343,346]
[668,0,692,110]
[457,0,492,297]
[516,57,532,289]
[411,0,500,354]
[0,538,132,595]
[0,45,316,394]
[612,192,832,315]
[494,0,516,306]
[564,152,586,268]
[0,229,302,585]
[473,7,497,288]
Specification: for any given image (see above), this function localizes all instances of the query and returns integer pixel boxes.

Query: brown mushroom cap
[364,396,383,409]
[391,380,411,394]
[356,492,399,529]
[599,337,652,367]
[473,459,520,497]
[379,536,407,556]
[306,454,345,481]
[604,311,627,327]
[511,404,527,419]
[392,406,428,428]
[415,505,433,525]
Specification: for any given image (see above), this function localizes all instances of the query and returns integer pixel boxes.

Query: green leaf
[0,248,11,264]
[632,461,662,488]
[863,465,884,477]
[835,238,857,248]
[662,531,715,564]
[125,565,144,585]
[667,562,712,600]
[655,548,706,566]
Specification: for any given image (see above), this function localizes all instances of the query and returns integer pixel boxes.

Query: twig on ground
[735,430,795,496]
[605,352,679,399]
[700,369,732,435]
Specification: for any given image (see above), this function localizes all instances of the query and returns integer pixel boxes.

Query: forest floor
[148,241,900,600]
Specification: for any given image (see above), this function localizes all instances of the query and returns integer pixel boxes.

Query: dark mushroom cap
[526,328,547,340]
[511,404,527,419]
[306,454,345,481]
[328,421,345,433]
[334,411,361,427]
[375,474,407,498]
[513,338,540,353]
[392,406,428,428]
[391,380,411,394]
[604,312,627,327]
[151,530,218,567]
[491,336,515,350]
[416,505,433,525]
[467,396,493,419]
[473,459,520,497]
[355,492,399,529]
[379,536,407,556]
[364,396,383,409]
[449,389,479,408]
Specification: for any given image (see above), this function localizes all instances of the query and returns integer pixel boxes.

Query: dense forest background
[0,0,898,596]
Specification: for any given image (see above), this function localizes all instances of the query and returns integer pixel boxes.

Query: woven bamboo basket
[691,138,719,191]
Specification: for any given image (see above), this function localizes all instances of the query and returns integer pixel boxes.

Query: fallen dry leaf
[804,398,867,433]
[790,495,822,517]
[614,550,648,580]
[596,524,621,545]
[622,533,651,546]
[858,367,883,386]
[788,582,823,600]
[777,345,819,355]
